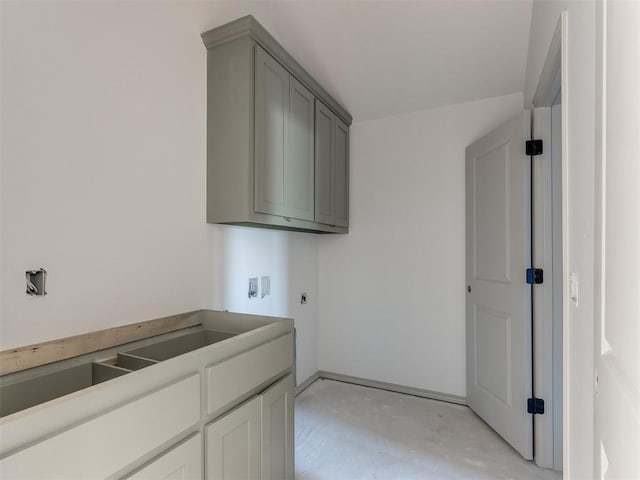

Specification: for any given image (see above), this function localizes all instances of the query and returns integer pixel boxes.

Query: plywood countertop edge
[0,311,204,376]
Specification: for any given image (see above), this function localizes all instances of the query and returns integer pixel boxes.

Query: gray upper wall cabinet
[315,100,349,227]
[254,45,291,219]
[255,46,315,222]
[334,117,349,227]
[315,101,334,225]
[201,15,351,234]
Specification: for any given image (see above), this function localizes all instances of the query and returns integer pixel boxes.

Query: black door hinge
[527,397,545,414]
[525,139,543,156]
[526,268,544,284]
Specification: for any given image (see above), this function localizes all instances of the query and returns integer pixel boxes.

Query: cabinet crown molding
[201,14,352,126]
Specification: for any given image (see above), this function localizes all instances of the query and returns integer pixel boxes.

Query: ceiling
[201,1,532,123]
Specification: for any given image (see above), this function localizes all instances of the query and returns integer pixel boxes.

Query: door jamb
[531,11,568,472]
[531,107,554,469]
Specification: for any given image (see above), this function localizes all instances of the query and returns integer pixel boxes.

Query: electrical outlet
[300,292,307,304]
[248,277,258,298]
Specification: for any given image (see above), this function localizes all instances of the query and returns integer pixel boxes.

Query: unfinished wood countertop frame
[0,311,204,376]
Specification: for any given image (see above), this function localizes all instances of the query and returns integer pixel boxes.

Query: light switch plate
[569,272,579,306]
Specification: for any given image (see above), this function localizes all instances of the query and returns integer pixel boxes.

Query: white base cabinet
[205,374,294,480]
[0,314,294,480]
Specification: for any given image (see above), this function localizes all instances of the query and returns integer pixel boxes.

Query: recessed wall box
[261,276,270,298]
[248,277,258,298]
[26,268,47,296]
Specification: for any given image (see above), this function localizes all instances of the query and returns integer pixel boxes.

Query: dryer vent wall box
[26,269,47,296]
[201,15,351,234]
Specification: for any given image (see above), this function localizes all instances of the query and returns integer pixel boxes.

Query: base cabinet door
[125,434,202,480]
[206,397,262,480]
[261,375,294,480]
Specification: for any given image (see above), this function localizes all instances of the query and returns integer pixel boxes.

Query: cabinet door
[286,78,315,221]
[261,375,294,480]
[255,45,289,218]
[206,397,261,480]
[315,100,335,225]
[334,118,349,227]
[125,434,202,480]
[315,100,349,227]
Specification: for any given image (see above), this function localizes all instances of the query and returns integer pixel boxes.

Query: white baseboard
[294,371,322,396]
[295,370,466,406]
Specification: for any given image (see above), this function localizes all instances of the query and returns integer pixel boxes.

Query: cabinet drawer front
[206,334,292,415]
[0,375,200,479]
[124,433,202,480]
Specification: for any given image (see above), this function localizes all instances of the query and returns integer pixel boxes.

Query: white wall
[318,93,523,397]
[0,2,319,382]
[524,2,596,477]
[207,226,319,384]
[0,1,208,349]
[593,1,640,476]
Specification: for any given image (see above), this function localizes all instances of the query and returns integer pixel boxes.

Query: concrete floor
[295,379,561,479]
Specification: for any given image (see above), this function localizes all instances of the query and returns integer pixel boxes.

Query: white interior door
[594,1,640,477]
[466,111,533,459]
